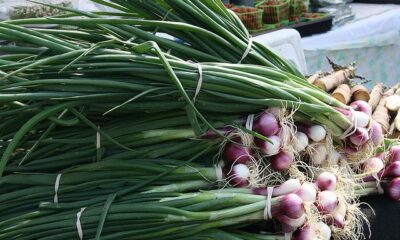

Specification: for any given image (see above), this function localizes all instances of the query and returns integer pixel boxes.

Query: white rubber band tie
[372,172,384,194]
[263,186,274,220]
[215,164,223,188]
[96,127,101,150]
[285,232,293,240]
[245,114,255,131]
[215,165,223,182]
[238,37,253,64]
[340,108,357,139]
[193,63,203,102]
[54,173,62,203]
[76,207,86,240]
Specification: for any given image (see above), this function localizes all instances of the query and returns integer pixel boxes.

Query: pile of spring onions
[0,0,400,239]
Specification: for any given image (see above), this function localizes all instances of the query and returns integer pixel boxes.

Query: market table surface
[361,195,400,240]
[302,3,400,88]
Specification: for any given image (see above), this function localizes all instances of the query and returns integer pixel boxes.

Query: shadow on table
[361,195,400,240]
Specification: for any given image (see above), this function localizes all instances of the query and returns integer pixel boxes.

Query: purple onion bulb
[281,193,304,219]
[316,172,337,191]
[253,112,280,136]
[271,150,294,172]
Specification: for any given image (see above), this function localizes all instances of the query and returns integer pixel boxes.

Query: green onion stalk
[6,0,302,77]
[0,22,357,173]
[2,111,227,174]
[0,189,307,240]
[0,158,222,221]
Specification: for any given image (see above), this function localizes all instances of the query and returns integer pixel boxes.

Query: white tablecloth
[302,3,400,88]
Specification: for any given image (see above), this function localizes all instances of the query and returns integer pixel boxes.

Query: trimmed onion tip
[295,183,317,202]
[383,161,400,179]
[228,163,250,187]
[224,140,251,164]
[277,214,306,231]
[308,125,327,142]
[281,194,304,219]
[316,172,337,191]
[297,123,326,142]
[253,112,280,136]
[294,132,309,152]
[387,177,400,201]
[256,135,281,156]
[353,111,370,128]
[273,179,301,197]
[363,157,384,174]
[389,145,400,163]
[317,191,338,214]
[350,100,372,115]
[292,225,317,240]
[370,120,384,146]
[309,143,327,166]
[271,150,294,172]
[316,222,332,240]
[349,127,370,146]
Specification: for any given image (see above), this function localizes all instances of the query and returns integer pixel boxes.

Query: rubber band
[284,232,293,240]
[96,127,101,150]
[193,63,203,103]
[340,108,357,139]
[245,114,255,131]
[215,164,223,188]
[372,173,384,194]
[54,173,62,203]
[263,186,274,220]
[238,37,253,64]
[76,207,86,240]
[215,165,223,182]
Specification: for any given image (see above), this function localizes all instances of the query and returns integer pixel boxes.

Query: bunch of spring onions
[2,111,227,174]
[6,0,301,76]
[0,21,374,177]
[1,172,344,240]
[0,157,224,221]
[355,145,400,200]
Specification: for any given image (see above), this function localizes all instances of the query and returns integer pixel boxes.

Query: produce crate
[289,0,309,22]
[231,6,264,30]
[256,0,289,24]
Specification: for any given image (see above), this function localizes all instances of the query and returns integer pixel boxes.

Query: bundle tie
[263,186,274,220]
[96,127,101,150]
[245,114,255,131]
[76,207,86,240]
[215,164,223,188]
[96,126,101,161]
[54,173,62,203]
[285,232,293,240]
[238,37,253,64]
[340,108,357,139]
[372,172,384,194]
[193,63,203,102]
